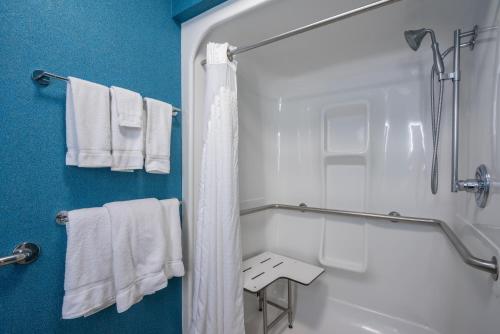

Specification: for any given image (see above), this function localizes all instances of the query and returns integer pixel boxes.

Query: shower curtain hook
[227,48,234,62]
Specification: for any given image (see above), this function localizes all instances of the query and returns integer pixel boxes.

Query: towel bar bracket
[32,70,66,86]
[56,211,69,225]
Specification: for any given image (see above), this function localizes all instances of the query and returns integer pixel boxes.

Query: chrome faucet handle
[458,179,482,193]
[456,165,490,208]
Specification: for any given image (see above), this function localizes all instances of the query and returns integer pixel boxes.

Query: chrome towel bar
[31,69,181,116]
[55,200,184,225]
[241,203,499,280]
[0,242,40,267]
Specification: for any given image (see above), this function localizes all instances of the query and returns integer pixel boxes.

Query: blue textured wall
[173,0,228,23]
[0,1,181,333]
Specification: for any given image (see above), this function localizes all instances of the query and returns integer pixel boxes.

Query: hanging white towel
[144,98,172,174]
[62,207,115,319]
[189,43,245,334]
[160,199,185,278]
[66,77,112,167]
[110,86,144,172]
[104,198,168,313]
[110,86,142,128]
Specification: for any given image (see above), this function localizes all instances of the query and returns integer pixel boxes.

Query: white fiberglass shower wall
[182,1,500,333]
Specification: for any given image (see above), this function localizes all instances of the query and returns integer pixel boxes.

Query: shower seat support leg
[287,279,294,328]
[258,291,263,311]
[262,288,268,334]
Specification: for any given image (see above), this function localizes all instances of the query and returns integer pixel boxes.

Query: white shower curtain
[189,43,245,334]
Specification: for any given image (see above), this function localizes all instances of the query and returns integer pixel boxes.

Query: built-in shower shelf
[320,100,369,274]
[322,152,368,158]
[322,101,369,155]
[318,216,368,273]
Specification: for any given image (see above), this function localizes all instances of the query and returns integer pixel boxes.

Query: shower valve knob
[456,165,490,208]
[458,179,481,193]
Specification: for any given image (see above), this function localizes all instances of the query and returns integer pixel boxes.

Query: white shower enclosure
[182,0,500,333]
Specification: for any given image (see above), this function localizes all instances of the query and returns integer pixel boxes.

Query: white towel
[110,86,143,128]
[110,86,144,172]
[62,207,115,319]
[144,98,172,174]
[66,77,112,167]
[160,199,185,278]
[104,198,168,313]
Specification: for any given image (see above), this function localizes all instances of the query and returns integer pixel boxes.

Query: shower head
[404,29,428,51]
[404,28,445,76]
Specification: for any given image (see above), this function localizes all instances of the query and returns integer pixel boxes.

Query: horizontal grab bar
[240,203,499,280]
[0,242,40,267]
[0,253,27,266]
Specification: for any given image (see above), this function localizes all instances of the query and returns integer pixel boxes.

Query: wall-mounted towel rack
[31,69,181,116]
[241,203,499,280]
[56,200,184,225]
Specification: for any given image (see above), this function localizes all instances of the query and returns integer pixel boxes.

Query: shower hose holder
[443,25,490,208]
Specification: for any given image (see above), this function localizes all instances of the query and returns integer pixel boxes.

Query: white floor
[244,280,440,334]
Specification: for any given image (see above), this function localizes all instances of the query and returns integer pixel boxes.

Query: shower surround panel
[182,0,500,333]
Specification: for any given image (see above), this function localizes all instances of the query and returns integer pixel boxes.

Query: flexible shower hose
[430,68,444,194]
[429,47,453,194]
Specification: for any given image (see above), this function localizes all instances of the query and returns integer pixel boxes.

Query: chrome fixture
[241,203,498,280]
[56,211,69,225]
[200,0,401,65]
[404,26,489,207]
[31,70,181,115]
[388,211,401,223]
[445,26,490,207]
[404,28,445,76]
[56,201,184,225]
[447,27,490,208]
[457,164,490,208]
[404,27,446,194]
[0,242,40,267]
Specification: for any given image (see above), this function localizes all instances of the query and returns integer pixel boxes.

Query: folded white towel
[66,77,112,167]
[110,86,143,128]
[110,86,144,172]
[62,207,115,319]
[104,198,168,313]
[144,98,172,174]
[160,199,185,278]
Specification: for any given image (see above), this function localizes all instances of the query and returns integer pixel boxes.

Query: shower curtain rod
[241,203,499,280]
[200,0,401,65]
